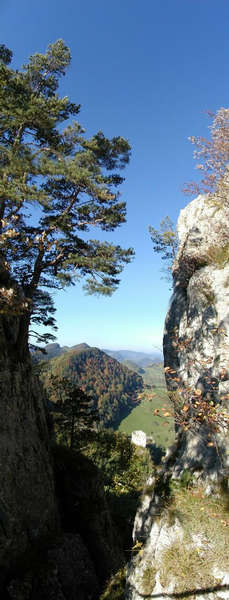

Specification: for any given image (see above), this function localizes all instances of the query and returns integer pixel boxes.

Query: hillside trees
[41,346,144,427]
[0,40,134,356]
[47,375,99,448]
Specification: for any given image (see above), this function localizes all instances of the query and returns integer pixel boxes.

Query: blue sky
[1,0,229,352]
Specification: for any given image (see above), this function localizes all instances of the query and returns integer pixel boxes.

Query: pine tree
[149,216,178,281]
[47,375,98,449]
[0,40,134,353]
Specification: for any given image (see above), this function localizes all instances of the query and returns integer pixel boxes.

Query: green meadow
[117,387,175,449]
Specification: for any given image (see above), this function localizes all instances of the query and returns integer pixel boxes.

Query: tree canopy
[183,107,229,203]
[46,374,99,449]
[149,108,229,284]
[0,40,134,345]
[149,216,178,282]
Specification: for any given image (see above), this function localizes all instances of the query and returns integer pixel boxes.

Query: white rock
[127,194,229,600]
[131,430,147,448]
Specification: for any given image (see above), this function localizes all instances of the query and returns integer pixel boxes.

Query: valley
[34,342,174,450]
[117,391,175,449]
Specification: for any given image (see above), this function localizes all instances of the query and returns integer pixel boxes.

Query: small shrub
[99,567,126,600]
[144,482,155,496]
[169,469,194,493]
[202,288,215,305]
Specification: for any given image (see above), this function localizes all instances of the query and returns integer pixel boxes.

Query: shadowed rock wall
[0,260,59,584]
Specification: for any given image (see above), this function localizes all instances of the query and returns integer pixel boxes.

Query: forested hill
[32,342,90,361]
[38,345,144,427]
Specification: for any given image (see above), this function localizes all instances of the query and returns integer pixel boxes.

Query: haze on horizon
[43,340,163,358]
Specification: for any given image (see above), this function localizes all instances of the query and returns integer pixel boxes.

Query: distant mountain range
[32,343,162,367]
[32,342,165,388]
[102,349,162,367]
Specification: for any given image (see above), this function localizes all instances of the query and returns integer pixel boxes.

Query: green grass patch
[116,388,175,449]
[142,363,166,387]
[168,485,229,568]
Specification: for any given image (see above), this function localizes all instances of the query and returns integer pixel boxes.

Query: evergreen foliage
[81,430,153,555]
[46,374,99,448]
[149,216,178,281]
[82,429,152,497]
[55,430,153,555]
[0,40,134,345]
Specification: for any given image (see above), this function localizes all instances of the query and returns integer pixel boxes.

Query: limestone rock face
[126,507,184,600]
[126,474,229,600]
[126,195,229,600]
[164,194,229,476]
[0,308,59,585]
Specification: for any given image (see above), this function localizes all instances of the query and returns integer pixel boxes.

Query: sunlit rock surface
[164,194,229,476]
[131,430,147,448]
[126,195,229,600]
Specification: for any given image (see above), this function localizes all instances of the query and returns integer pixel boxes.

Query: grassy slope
[115,362,175,450]
[118,360,166,387]
[142,362,165,387]
[121,360,144,374]
[117,388,175,449]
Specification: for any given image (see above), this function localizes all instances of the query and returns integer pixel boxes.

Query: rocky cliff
[0,263,122,599]
[0,261,59,589]
[164,194,229,478]
[126,195,229,600]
